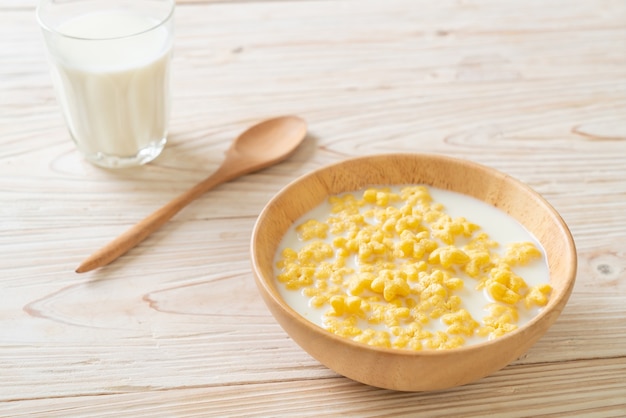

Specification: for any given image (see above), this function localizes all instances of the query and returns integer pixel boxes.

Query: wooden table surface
[2,0,625,416]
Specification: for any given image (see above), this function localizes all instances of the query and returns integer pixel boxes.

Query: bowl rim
[251,152,577,358]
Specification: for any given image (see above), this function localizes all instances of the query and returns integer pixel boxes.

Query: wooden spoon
[76,115,307,273]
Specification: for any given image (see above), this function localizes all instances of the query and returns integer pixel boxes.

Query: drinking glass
[37,0,175,168]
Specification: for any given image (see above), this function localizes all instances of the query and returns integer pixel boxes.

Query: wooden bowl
[250,153,576,391]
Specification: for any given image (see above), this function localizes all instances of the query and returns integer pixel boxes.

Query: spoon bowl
[76,115,307,273]
[231,116,307,159]
[221,116,308,179]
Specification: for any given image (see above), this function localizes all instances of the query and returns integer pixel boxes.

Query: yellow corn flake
[375,191,390,206]
[354,329,392,348]
[414,269,447,293]
[370,270,411,302]
[314,262,333,279]
[411,311,430,326]
[348,272,374,295]
[332,236,347,249]
[364,188,401,207]
[362,188,378,203]
[430,216,480,245]
[277,265,315,290]
[486,281,522,305]
[424,331,465,350]
[426,293,462,320]
[297,242,334,264]
[422,282,447,300]
[281,247,298,260]
[394,215,423,234]
[400,185,432,202]
[382,304,411,327]
[485,303,519,323]
[463,250,493,278]
[478,304,520,340]
[391,322,431,350]
[274,185,550,351]
[367,303,387,325]
[428,246,470,268]
[296,219,329,240]
[275,247,297,269]
[504,242,543,266]
[478,322,518,340]
[483,263,529,305]
[402,261,428,281]
[329,295,365,316]
[441,309,480,336]
[310,295,328,308]
[328,193,361,214]
[326,316,362,338]
[328,212,366,235]
[525,283,552,308]
[395,230,437,259]
[444,276,464,291]
[358,240,391,263]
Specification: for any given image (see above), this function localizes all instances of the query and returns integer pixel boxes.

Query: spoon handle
[75,166,231,273]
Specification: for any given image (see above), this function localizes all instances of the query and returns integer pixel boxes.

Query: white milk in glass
[44,10,173,167]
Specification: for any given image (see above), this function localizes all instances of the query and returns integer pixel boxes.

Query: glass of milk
[36,0,175,168]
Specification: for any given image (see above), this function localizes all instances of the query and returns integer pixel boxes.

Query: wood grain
[1,0,625,415]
